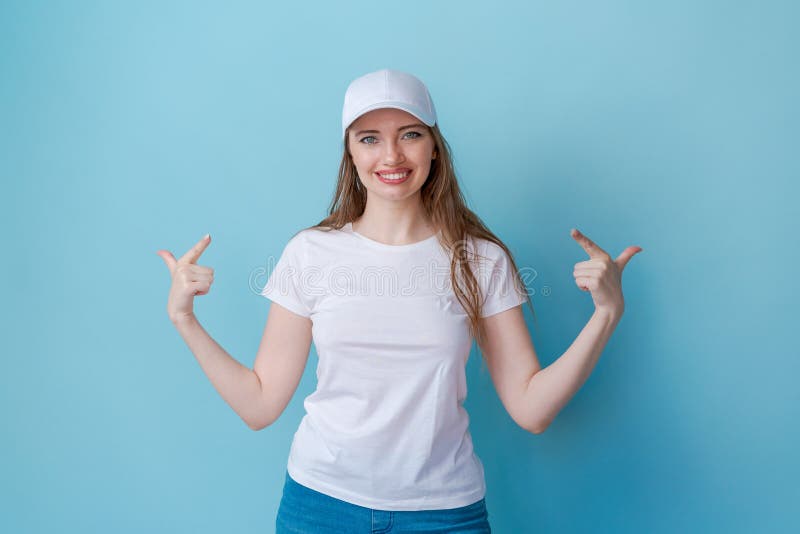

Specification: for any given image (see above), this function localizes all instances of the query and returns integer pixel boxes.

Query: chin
[369,183,424,199]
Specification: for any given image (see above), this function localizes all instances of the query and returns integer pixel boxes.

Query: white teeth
[379,171,410,180]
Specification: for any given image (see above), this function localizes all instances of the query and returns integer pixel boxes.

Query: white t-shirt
[260,221,528,511]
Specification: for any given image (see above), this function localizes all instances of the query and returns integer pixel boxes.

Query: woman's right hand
[156,234,214,323]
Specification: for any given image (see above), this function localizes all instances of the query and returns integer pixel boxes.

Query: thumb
[155,249,178,274]
[616,246,643,272]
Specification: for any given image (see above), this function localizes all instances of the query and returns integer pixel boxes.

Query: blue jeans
[276,470,492,533]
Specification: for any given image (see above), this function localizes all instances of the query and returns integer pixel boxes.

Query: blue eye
[359,131,422,144]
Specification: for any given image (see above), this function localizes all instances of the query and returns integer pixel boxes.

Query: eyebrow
[353,123,426,137]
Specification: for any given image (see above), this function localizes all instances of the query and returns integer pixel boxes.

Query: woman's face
[347,108,437,203]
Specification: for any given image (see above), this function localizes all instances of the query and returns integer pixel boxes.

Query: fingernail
[204,233,210,240]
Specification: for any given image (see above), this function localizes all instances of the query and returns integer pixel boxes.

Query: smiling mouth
[376,171,411,181]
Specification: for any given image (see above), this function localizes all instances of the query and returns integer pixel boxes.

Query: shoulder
[295,224,347,244]
[285,224,352,259]
[466,235,509,264]
[287,224,335,243]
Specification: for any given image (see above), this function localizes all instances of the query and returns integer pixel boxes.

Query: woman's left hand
[571,228,642,316]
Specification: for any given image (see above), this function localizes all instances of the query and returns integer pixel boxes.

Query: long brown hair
[305,123,537,359]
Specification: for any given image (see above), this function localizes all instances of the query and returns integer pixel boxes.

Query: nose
[382,138,405,165]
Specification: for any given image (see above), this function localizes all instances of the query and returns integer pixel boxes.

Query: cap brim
[343,102,435,138]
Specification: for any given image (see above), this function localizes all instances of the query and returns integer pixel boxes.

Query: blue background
[2,1,797,532]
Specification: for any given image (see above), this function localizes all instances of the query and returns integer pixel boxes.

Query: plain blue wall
[2,1,797,532]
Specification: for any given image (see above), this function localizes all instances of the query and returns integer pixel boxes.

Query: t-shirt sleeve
[479,241,529,318]
[260,232,313,318]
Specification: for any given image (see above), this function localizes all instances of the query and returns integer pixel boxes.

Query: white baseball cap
[341,69,437,140]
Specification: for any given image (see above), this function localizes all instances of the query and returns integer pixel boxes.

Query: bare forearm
[172,314,264,430]
[523,308,622,433]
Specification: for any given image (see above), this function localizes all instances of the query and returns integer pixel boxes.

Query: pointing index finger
[571,228,608,259]
[179,233,211,264]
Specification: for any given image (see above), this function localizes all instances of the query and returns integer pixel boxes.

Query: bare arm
[481,228,639,434]
[157,233,313,430]
[523,308,621,433]
[172,301,312,431]
[172,313,266,430]
[521,227,642,431]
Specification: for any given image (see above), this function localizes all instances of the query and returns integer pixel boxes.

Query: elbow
[513,405,549,434]
[246,415,274,432]
[528,424,546,435]
[524,416,550,435]
[248,420,270,432]
[247,400,279,431]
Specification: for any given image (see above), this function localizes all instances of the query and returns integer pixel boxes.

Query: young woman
[157,69,641,533]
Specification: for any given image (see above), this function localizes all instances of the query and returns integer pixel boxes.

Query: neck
[352,196,436,245]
